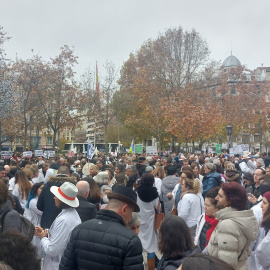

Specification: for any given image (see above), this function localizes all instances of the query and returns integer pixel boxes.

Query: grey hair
[213,159,220,165]
[257,158,265,167]
[146,156,153,162]
[126,213,141,228]
[204,162,216,172]
[126,165,136,172]
[76,181,90,196]
[145,166,153,173]
[101,185,112,194]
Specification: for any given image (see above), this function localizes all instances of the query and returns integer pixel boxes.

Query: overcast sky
[1,0,270,78]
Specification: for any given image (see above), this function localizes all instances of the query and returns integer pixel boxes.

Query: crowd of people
[0,150,270,269]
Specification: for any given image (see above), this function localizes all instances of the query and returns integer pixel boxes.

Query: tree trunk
[53,130,57,150]
[104,124,108,154]
[0,122,2,152]
[24,124,28,151]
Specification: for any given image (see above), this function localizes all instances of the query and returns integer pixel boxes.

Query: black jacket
[37,176,76,228]
[0,199,21,232]
[76,196,97,222]
[264,156,270,168]
[126,173,138,189]
[59,209,144,270]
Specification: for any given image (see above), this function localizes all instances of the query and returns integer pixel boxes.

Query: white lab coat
[137,196,159,253]
[41,208,81,270]
[255,231,270,270]
[177,193,204,228]
[29,197,43,259]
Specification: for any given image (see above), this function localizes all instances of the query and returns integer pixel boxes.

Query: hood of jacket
[162,175,179,189]
[214,207,258,242]
[0,199,13,219]
[137,184,159,202]
[205,172,221,181]
[47,175,77,185]
[225,170,240,181]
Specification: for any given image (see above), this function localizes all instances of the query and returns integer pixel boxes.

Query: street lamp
[226,124,233,151]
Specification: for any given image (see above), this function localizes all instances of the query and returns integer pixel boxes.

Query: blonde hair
[184,178,201,194]
[152,166,165,179]
[226,162,236,171]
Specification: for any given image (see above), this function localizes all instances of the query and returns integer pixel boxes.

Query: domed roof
[223,55,241,67]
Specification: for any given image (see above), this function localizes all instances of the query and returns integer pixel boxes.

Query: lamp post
[226,124,233,152]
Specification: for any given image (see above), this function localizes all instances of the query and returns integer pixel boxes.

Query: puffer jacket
[76,196,97,222]
[202,172,221,197]
[59,209,144,270]
[37,175,77,228]
[208,207,258,270]
[0,199,21,232]
[161,175,179,215]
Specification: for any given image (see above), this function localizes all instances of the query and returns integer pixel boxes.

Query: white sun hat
[82,162,95,176]
[50,182,79,208]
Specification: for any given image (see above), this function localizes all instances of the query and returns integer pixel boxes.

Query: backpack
[1,210,35,241]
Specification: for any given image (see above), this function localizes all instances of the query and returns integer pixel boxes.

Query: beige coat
[208,207,258,270]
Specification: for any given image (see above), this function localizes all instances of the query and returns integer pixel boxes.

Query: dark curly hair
[0,231,40,270]
[221,182,247,210]
[141,174,155,186]
[158,215,194,258]
[205,187,220,207]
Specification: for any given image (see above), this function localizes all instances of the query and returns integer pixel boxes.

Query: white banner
[1,151,13,159]
[48,151,55,158]
[222,143,228,149]
[233,144,249,155]
[23,151,32,158]
[34,150,43,157]
[146,146,158,156]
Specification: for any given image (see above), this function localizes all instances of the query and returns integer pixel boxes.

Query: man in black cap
[59,185,144,270]
[136,156,147,177]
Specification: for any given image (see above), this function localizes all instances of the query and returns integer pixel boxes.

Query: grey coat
[0,199,21,232]
[161,175,179,215]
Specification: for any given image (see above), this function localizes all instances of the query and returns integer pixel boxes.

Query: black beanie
[243,172,254,183]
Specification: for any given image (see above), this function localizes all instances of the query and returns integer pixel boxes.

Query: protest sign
[146,146,158,156]
[23,151,32,158]
[134,144,143,154]
[1,151,13,159]
[34,150,43,157]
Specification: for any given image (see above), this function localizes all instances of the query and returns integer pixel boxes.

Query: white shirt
[153,177,162,197]
[44,168,57,184]
[41,208,81,270]
[8,177,15,191]
[177,193,204,227]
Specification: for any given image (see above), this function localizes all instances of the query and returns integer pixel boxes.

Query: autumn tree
[165,83,225,151]
[12,55,47,150]
[115,27,211,148]
[36,46,83,150]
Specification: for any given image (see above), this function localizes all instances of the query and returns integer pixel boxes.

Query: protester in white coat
[35,182,81,270]
[137,173,160,270]
[26,183,44,259]
[255,191,270,270]
[177,178,204,237]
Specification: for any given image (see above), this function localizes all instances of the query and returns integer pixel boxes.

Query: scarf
[205,214,219,247]
[137,184,159,202]
[175,184,182,207]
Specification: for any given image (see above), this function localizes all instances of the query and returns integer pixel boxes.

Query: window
[16,137,22,144]
[47,136,53,145]
[230,87,236,94]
